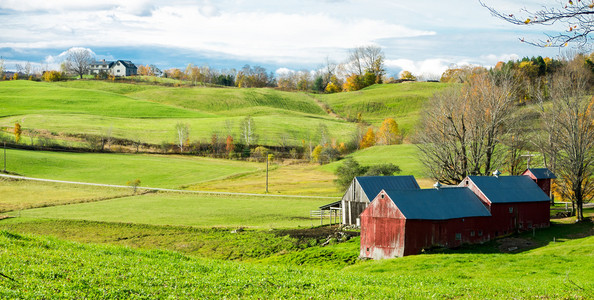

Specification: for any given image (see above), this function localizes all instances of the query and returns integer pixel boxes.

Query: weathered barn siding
[360,194,406,259]
[488,202,550,236]
[341,179,371,225]
[404,217,492,256]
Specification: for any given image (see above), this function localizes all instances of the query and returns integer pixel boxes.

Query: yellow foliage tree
[359,128,376,149]
[14,122,21,143]
[311,145,324,163]
[376,118,401,145]
[400,70,416,81]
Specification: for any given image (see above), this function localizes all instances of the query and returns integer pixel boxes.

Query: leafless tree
[481,0,594,47]
[65,48,94,79]
[416,71,520,184]
[240,115,257,147]
[175,122,190,153]
[345,45,385,82]
[537,60,594,221]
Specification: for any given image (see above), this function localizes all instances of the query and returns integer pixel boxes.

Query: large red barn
[360,187,491,259]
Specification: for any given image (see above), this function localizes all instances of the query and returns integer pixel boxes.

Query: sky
[0,0,579,78]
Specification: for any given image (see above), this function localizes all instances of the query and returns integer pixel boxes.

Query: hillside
[0,224,591,298]
[0,80,356,147]
[315,82,451,134]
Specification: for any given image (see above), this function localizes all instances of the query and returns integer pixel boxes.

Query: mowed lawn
[4,149,261,188]
[7,192,331,228]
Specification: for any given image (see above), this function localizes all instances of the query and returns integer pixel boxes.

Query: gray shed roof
[356,176,420,202]
[468,175,550,203]
[525,168,557,179]
[384,187,491,220]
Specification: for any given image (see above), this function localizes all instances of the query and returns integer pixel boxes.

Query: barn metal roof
[319,200,341,210]
[356,176,420,202]
[525,168,557,179]
[468,175,550,203]
[384,187,491,220]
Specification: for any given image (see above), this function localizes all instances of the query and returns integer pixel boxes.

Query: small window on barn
[465,180,468,186]
[470,231,475,237]
[366,247,370,252]
[455,233,461,241]
[478,230,483,236]
[509,207,514,213]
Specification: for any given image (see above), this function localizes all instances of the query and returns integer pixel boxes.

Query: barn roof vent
[493,169,501,178]
[433,182,442,190]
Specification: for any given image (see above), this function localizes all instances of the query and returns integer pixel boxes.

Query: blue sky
[0,0,575,78]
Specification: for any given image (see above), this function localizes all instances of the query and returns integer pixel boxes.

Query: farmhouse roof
[357,176,420,201]
[383,187,491,220]
[523,168,557,179]
[467,175,550,204]
[117,60,137,68]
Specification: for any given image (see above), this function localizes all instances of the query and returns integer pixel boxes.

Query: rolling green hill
[315,81,452,134]
[0,80,355,146]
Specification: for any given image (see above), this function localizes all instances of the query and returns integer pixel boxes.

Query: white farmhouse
[89,60,138,77]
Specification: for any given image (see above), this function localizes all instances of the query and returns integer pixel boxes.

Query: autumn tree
[359,127,376,149]
[481,0,594,47]
[14,122,21,143]
[226,135,235,154]
[376,118,401,145]
[536,60,594,221]
[400,71,417,81]
[416,71,520,184]
[64,47,94,79]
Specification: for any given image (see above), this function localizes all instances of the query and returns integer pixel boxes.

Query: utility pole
[266,153,273,193]
[3,142,5,173]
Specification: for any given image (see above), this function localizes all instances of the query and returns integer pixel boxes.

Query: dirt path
[0,173,340,200]
[307,94,347,121]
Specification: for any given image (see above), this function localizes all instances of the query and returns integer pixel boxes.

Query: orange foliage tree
[359,128,376,149]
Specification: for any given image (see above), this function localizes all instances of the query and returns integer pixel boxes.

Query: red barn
[521,168,557,199]
[459,175,551,235]
[360,187,491,259]
[360,172,551,259]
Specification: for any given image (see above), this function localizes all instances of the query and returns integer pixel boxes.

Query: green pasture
[5,192,330,228]
[0,179,131,213]
[321,144,426,178]
[315,81,451,132]
[2,149,261,188]
[0,227,591,298]
[0,80,356,146]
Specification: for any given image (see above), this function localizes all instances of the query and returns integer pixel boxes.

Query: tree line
[417,54,594,222]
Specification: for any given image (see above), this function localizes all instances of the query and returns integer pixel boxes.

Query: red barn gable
[360,187,491,259]
[521,168,556,198]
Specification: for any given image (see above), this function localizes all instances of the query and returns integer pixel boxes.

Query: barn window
[470,231,475,237]
[465,180,468,186]
[455,233,461,241]
[478,230,483,236]
[509,207,514,213]
[366,247,370,252]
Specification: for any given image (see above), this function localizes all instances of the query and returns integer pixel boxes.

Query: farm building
[459,174,551,235]
[360,187,492,259]
[360,171,553,259]
[521,168,557,199]
[341,176,420,226]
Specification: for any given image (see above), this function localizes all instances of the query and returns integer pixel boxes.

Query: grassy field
[315,81,451,134]
[321,143,427,179]
[192,164,341,196]
[2,148,261,188]
[0,179,132,213]
[4,192,331,228]
[0,223,591,298]
[0,80,356,146]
